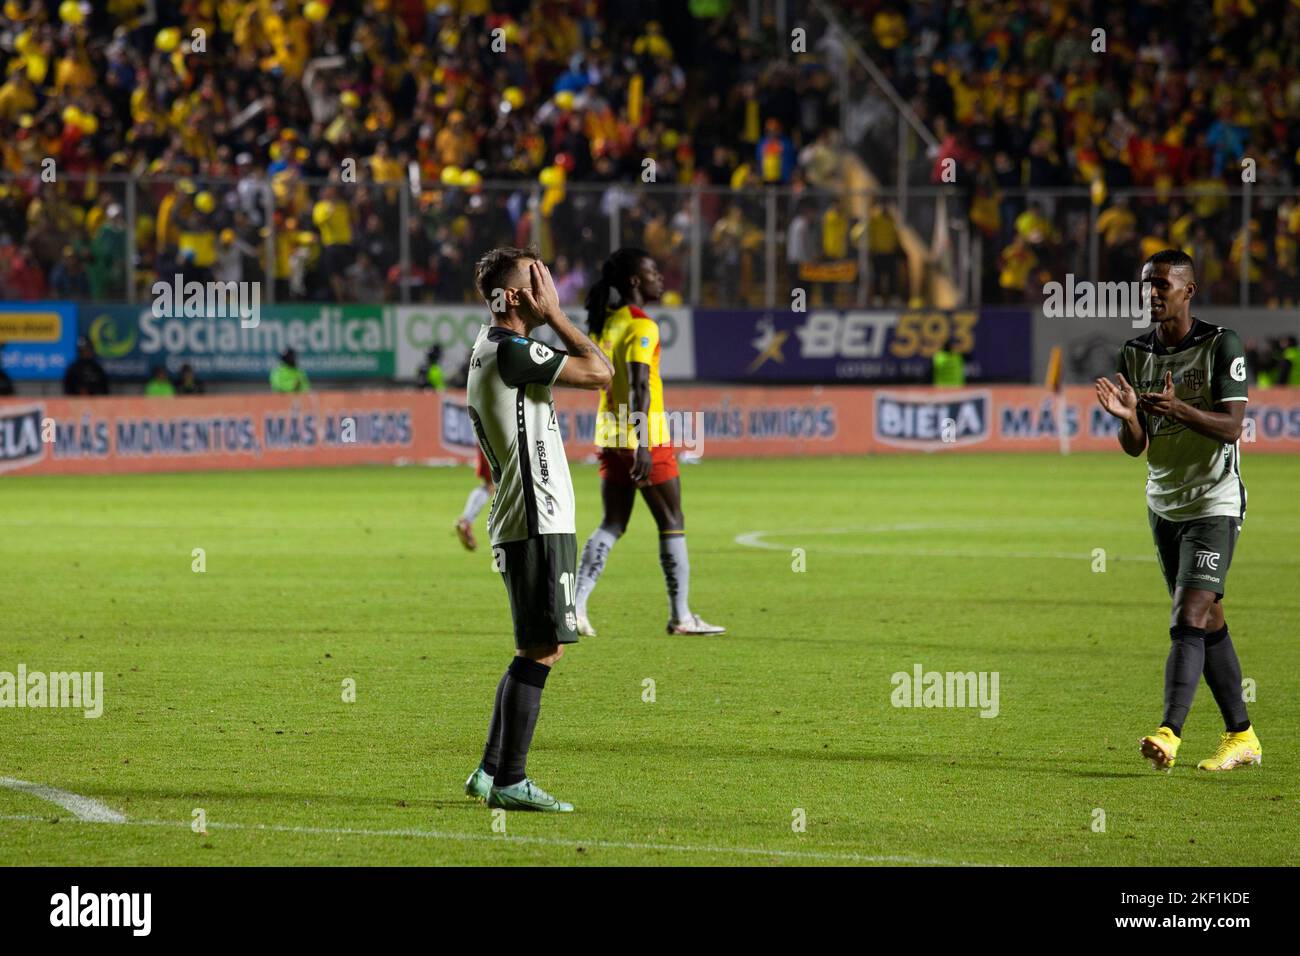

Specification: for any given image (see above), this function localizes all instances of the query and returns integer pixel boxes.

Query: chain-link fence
[0,172,1290,310]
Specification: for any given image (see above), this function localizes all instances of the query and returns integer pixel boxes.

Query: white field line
[0,778,126,823]
[735,526,1158,562]
[0,812,984,867]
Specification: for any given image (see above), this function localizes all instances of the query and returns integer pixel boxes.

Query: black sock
[1203,623,1251,733]
[493,656,551,788]
[1162,624,1205,737]
[479,671,509,777]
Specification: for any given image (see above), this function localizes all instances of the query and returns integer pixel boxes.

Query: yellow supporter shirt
[312,199,352,246]
[179,226,217,268]
[594,305,670,448]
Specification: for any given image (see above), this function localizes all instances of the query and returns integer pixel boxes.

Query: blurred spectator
[144,366,175,398]
[344,251,385,302]
[270,348,309,393]
[417,345,445,391]
[932,337,966,387]
[867,202,903,304]
[998,235,1039,303]
[63,337,108,396]
[89,203,126,300]
[49,246,89,298]
[552,255,589,305]
[176,363,204,395]
[312,184,353,302]
[0,342,13,395]
[786,200,817,292]
[756,119,796,185]
[1280,336,1300,386]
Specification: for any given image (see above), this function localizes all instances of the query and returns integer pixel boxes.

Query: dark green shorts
[493,533,578,649]
[1148,510,1241,598]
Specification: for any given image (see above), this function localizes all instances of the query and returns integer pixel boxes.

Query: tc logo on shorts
[492,547,506,572]
[1194,549,1221,570]
[1182,368,1204,391]
[530,342,554,364]
[1231,356,1246,381]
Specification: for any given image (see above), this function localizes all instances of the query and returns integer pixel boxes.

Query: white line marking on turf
[735,525,1157,562]
[0,778,126,823]
[0,813,982,866]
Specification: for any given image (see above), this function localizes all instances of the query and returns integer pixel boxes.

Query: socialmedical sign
[80,304,394,380]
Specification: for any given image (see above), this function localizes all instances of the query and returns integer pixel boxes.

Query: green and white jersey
[1117,319,1248,521]
[467,325,574,545]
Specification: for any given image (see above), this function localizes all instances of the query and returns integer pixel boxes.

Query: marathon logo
[874,392,990,449]
[0,405,45,473]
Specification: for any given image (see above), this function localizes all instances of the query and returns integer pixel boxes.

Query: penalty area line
[0,813,984,866]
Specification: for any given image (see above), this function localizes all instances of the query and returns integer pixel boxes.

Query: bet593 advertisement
[692,309,1032,383]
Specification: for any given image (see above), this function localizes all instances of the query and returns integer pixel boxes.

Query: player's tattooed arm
[1138,371,1245,443]
[1095,372,1146,456]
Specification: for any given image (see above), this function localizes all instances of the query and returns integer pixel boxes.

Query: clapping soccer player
[1095,249,1262,773]
[462,247,612,812]
[572,248,725,637]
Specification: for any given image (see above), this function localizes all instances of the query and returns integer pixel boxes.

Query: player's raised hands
[1095,372,1139,420]
[1137,370,1178,415]
[515,259,562,325]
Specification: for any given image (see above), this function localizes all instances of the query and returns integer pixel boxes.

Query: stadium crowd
[0,0,1297,308]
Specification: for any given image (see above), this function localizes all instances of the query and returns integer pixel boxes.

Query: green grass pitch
[1,454,1296,866]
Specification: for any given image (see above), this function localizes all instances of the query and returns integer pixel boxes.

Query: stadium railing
[0,172,1290,310]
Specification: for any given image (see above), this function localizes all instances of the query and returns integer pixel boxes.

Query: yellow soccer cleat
[1139,726,1181,771]
[1197,726,1263,772]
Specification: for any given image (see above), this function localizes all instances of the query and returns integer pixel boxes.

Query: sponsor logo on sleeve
[1231,356,1246,382]
[529,342,554,364]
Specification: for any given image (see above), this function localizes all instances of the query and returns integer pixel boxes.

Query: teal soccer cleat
[464,767,494,802]
[486,778,574,812]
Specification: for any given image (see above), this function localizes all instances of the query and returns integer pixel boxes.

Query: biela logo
[152,273,260,329]
[1042,275,1152,328]
[50,886,151,936]
[0,665,103,718]
[891,663,1000,718]
[1194,549,1221,570]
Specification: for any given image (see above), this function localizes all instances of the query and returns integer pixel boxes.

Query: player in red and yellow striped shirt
[573,248,725,636]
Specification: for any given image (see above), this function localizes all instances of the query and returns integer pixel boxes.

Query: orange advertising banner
[0,390,440,475]
[4,386,1298,476]
[438,385,1300,460]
